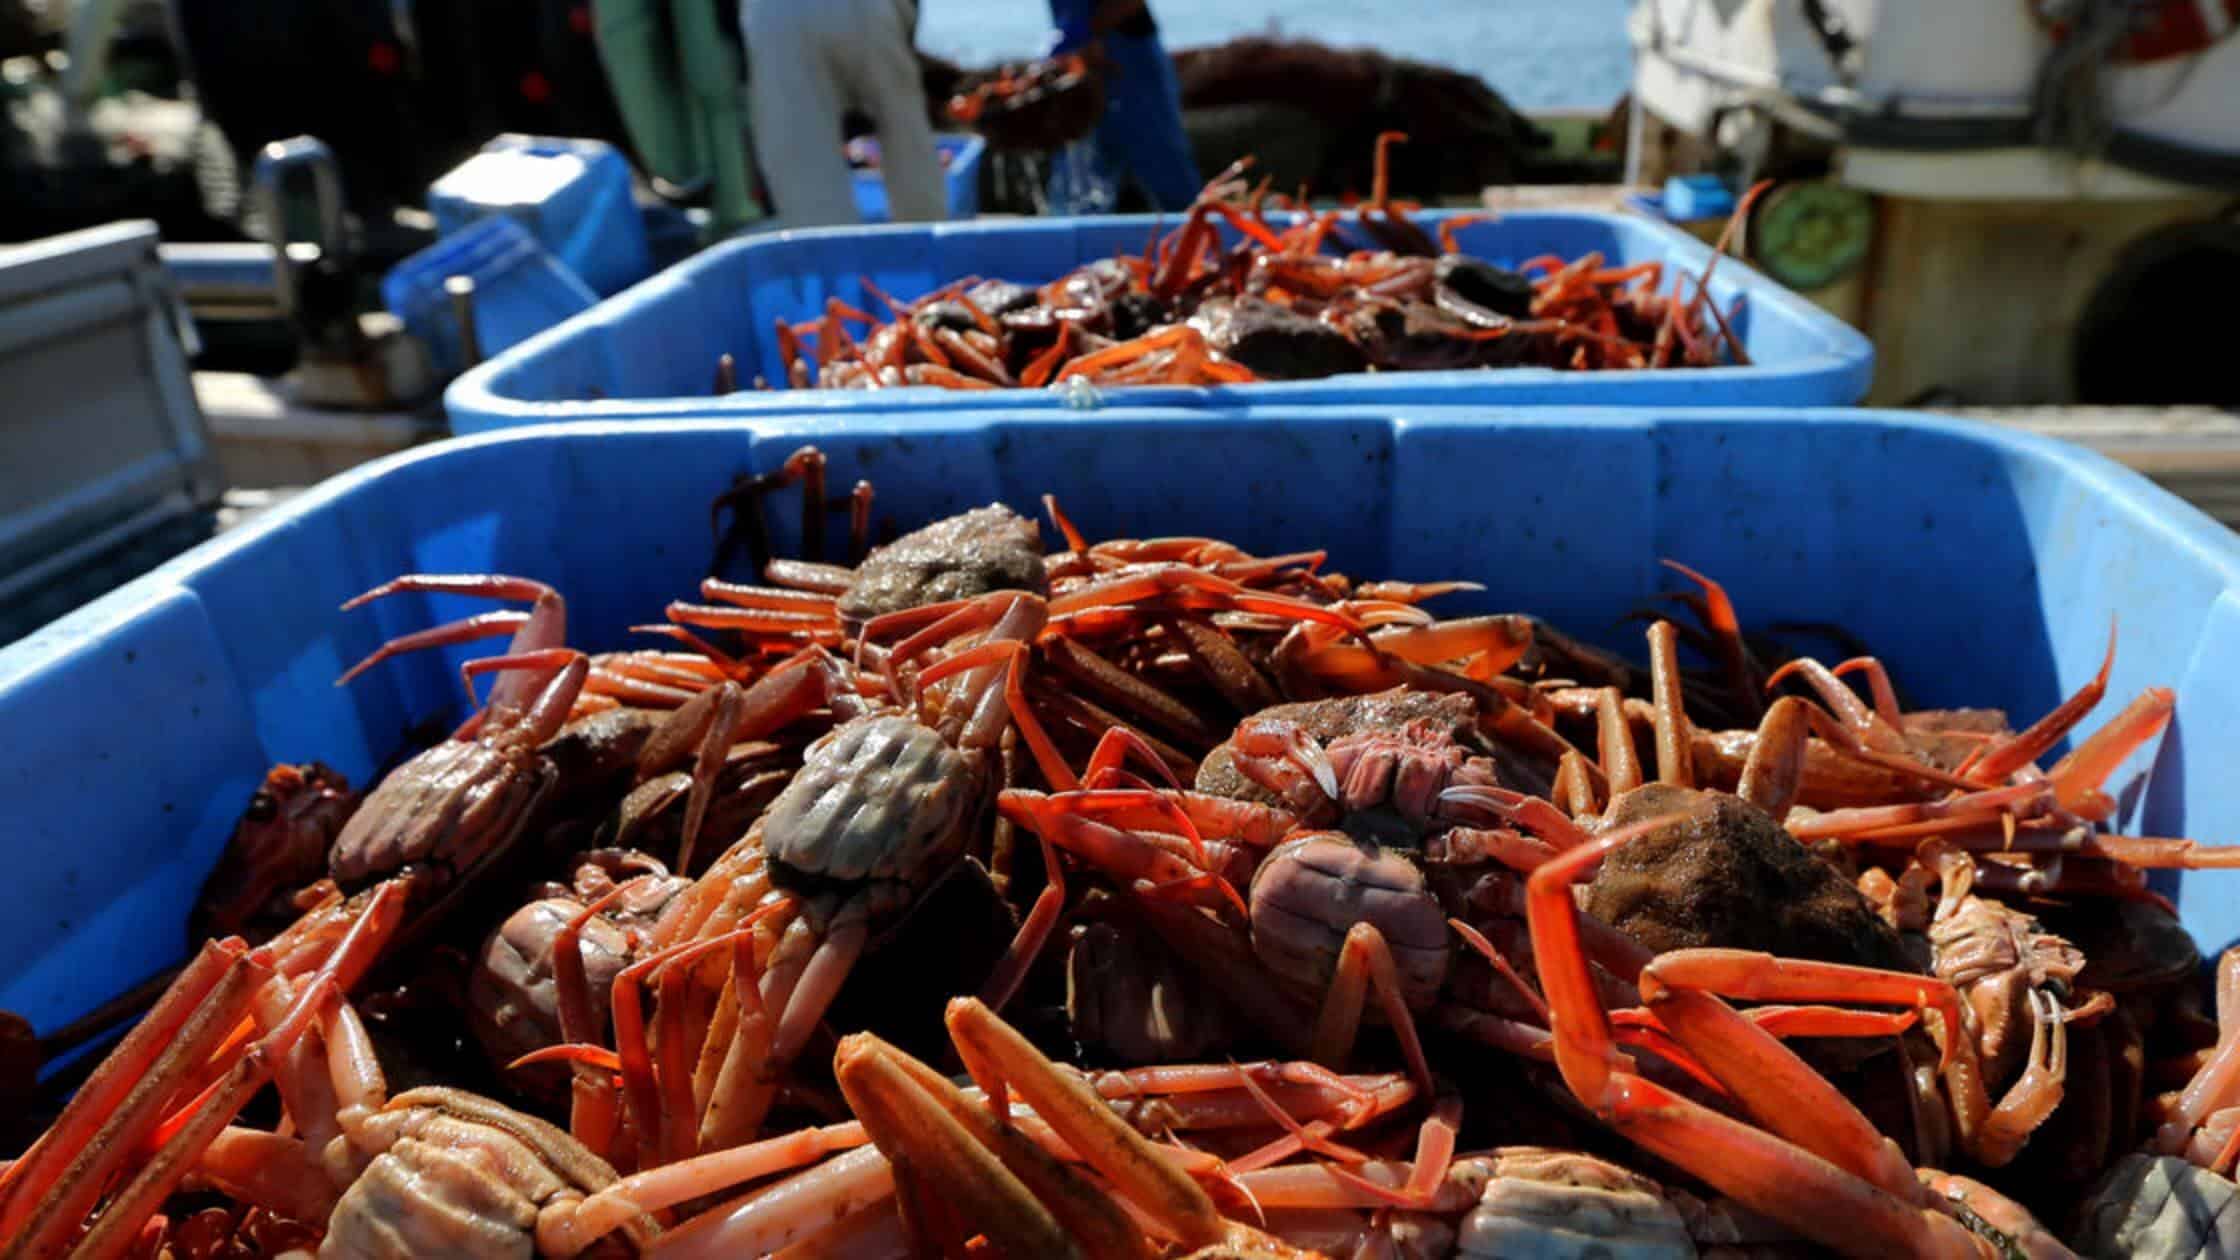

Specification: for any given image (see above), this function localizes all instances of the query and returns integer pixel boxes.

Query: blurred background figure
[1046,0,1200,213]
[741,0,945,226]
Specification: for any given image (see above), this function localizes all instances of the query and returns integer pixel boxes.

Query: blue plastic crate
[443,210,1875,434]
[384,216,600,381]
[850,133,985,224]
[428,135,654,298]
[1,406,2234,1038]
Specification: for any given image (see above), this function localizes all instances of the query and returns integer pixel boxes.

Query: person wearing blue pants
[1047,0,1203,212]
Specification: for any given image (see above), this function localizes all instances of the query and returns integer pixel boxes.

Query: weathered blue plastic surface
[1,407,2230,1040]
[444,210,1875,434]
[852,134,986,224]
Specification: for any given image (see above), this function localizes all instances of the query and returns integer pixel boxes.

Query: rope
[2031,0,2149,160]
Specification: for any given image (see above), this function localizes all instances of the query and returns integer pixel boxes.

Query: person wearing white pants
[741,0,947,227]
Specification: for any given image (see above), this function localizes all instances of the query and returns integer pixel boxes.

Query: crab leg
[1733,695,1817,816]
[1309,923,1436,1095]
[998,790,1245,917]
[1299,615,1536,688]
[1785,780,2053,841]
[333,610,529,687]
[1946,990,2068,1167]
[338,574,566,712]
[1161,614,1283,719]
[1082,723,1188,790]
[944,996,1234,1249]
[833,1035,1087,1258]
[1050,565,1367,639]
[1527,828,1996,1260]
[612,931,751,1168]
[1766,655,1912,752]
[550,887,629,1159]
[1597,687,1643,795]
[699,906,790,1156]
[0,940,248,1239]
[1635,947,1962,1075]
[2047,685,2175,811]
[1552,750,1599,815]
[1645,621,1698,788]
[637,648,848,870]
[1827,656,1904,726]
[1962,626,2116,784]
[981,829,1069,1014]
[1055,325,1192,381]
[65,978,336,1260]
[858,1031,1157,1257]
[2159,951,2240,1164]
[1661,560,1763,720]
[639,1144,895,1260]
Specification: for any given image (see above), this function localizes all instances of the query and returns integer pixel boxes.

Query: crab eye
[245,793,278,823]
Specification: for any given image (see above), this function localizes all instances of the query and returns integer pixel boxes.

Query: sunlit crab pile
[7,445,2239,1260]
[757,135,1759,395]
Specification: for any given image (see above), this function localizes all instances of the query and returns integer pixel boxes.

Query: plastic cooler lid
[431,149,590,209]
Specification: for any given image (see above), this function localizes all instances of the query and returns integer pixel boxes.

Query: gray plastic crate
[1,221,222,644]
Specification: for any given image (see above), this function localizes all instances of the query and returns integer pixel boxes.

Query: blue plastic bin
[384,216,600,380]
[1,406,2236,1039]
[428,135,654,299]
[443,211,1874,435]
[849,134,985,223]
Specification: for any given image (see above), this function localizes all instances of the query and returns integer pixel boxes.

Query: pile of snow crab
[10,445,2240,1259]
[766,135,1755,394]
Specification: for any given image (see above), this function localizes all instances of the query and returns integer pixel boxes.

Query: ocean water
[915,0,1636,111]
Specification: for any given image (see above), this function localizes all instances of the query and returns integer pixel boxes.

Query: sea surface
[915,0,1636,111]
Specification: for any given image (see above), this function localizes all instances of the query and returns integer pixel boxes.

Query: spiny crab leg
[1736,695,1813,816]
[610,929,753,1170]
[1082,723,1188,792]
[549,885,631,1157]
